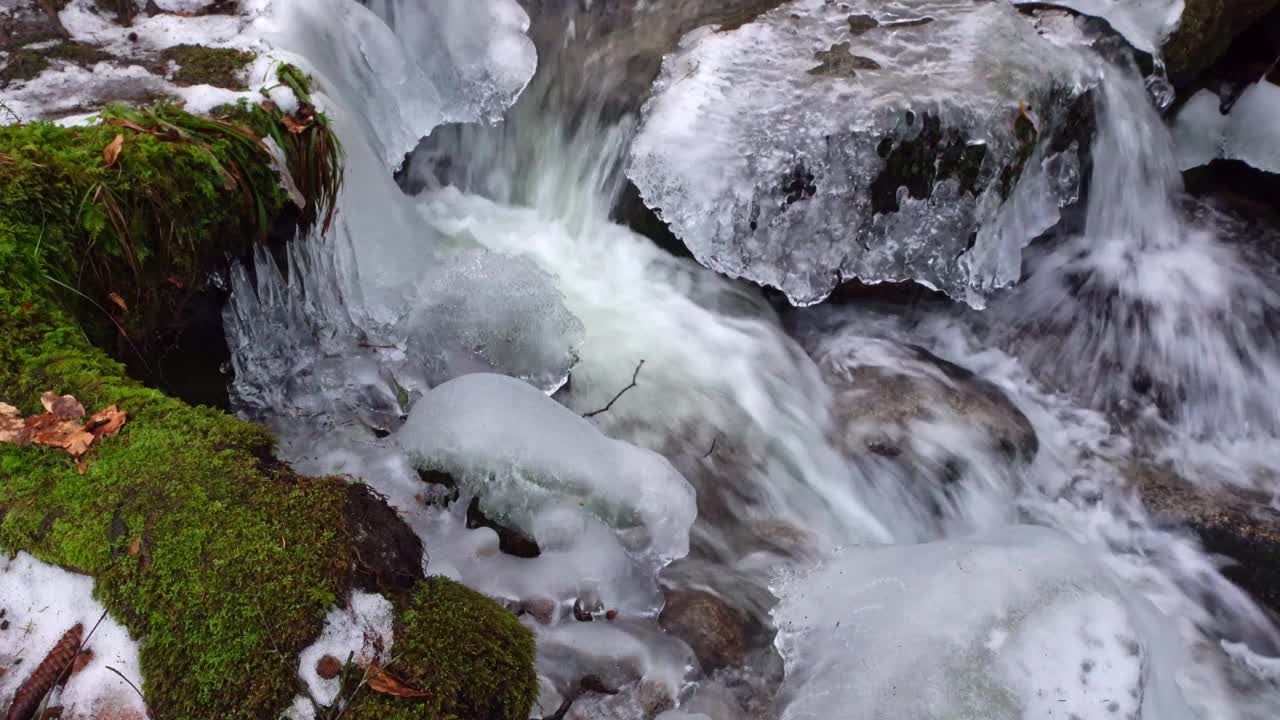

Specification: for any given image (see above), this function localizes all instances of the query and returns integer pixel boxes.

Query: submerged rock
[1129,462,1280,614]
[628,0,1098,308]
[658,590,751,672]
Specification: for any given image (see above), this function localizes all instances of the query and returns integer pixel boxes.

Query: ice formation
[295,591,393,708]
[628,0,1098,307]
[1010,0,1184,54]
[0,552,147,718]
[1173,82,1280,174]
[771,526,1198,720]
[398,373,697,564]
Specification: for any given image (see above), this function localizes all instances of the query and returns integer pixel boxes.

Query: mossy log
[0,80,535,719]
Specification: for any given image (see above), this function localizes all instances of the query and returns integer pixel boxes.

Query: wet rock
[346,483,425,597]
[637,679,675,718]
[685,682,745,720]
[658,590,751,671]
[465,496,541,558]
[1163,0,1280,87]
[818,337,1038,465]
[1130,462,1280,613]
[520,595,559,625]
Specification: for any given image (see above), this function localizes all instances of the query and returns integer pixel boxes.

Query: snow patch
[1173,82,1280,174]
[0,552,146,718]
[296,591,393,708]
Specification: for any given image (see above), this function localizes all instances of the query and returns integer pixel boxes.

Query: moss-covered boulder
[344,577,539,720]
[0,84,535,719]
[1163,0,1280,86]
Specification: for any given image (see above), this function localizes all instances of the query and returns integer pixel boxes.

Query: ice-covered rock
[628,0,1098,308]
[397,373,697,564]
[1173,81,1280,174]
[770,526,1199,720]
[1011,0,1184,54]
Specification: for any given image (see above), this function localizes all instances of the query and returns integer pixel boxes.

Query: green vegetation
[344,578,539,720]
[162,44,256,90]
[0,65,535,719]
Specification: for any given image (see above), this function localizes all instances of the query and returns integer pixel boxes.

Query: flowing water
[223,3,1280,718]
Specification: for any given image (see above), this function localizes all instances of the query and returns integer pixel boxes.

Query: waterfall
[220,3,1280,718]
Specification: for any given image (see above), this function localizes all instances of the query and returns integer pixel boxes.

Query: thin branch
[42,274,153,375]
[105,665,153,717]
[582,360,645,419]
[703,435,719,459]
[36,609,110,718]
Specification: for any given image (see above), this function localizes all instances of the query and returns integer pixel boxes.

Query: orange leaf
[280,114,311,134]
[0,402,29,446]
[108,292,128,313]
[127,537,142,556]
[76,459,88,475]
[366,661,430,699]
[26,413,96,457]
[103,133,124,167]
[85,405,127,438]
[41,391,85,420]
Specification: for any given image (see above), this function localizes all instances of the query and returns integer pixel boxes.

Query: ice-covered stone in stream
[1173,82,1280,174]
[1010,0,1184,54]
[397,373,697,564]
[770,526,1199,720]
[628,0,1098,308]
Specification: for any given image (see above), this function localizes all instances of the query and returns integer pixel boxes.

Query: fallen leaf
[26,413,96,457]
[0,402,29,445]
[108,293,128,313]
[280,114,311,134]
[76,459,88,475]
[165,274,185,289]
[85,405,127,438]
[366,661,430,699]
[127,537,141,557]
[103,133,124,168]
[41,392,85,421]
[70,649,95,677]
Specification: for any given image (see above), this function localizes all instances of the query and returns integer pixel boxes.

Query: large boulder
[1163,0,1280,86]
[628,0,1100,308]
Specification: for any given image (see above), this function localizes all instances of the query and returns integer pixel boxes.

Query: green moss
[162,44,256,90]
[0,239,355,717]
[1,72,535,719]
[343,578,538,720]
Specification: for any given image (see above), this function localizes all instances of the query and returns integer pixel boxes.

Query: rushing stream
[220,1,1280,718]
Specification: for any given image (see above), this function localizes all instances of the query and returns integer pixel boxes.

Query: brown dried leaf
[108,293,128,313]
[280,114,311,134]
[85,405,127,439]
[127,537,142,557]
[41,392,85,421]
[366,661,430,699]
[70,649,94,677]
[103,133,124,168]
[4,623,82,720]
[0,403,29,446]
[26,413,96,458]
[75,459,88,475]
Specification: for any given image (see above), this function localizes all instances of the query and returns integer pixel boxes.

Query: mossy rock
[0,85,533,719]
[1163,0,1280,86]
[162,44,256,89]
[343,577,539,720]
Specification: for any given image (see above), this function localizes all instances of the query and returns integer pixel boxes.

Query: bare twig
[105,666,153,718]
[582,360,645,419]
[703,435,719,459]
[42,274,153,375]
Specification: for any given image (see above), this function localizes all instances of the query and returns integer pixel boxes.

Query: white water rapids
[221,2,1280,718]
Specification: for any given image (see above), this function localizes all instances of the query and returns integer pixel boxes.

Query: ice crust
[771,526,1198,720]
[628,0,1097,308]
[398,373,697,564]
[1173,82,1280,174]
[1010,0,1184,53]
